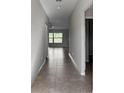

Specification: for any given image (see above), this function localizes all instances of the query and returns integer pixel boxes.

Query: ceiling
[40,0,79,29]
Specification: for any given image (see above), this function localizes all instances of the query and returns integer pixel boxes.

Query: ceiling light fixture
[56,0,62,10]
[52,26,55,29]
[56,0,62,2]
[57,5,61,9]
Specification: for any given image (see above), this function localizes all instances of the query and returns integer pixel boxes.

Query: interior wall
[49,29,69,48]
[69,0,92,75]
[85,5,93,19]
[31,0,48,85]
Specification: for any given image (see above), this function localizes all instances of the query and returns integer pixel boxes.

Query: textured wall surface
[31,0,48,85]
[69,0,92,74]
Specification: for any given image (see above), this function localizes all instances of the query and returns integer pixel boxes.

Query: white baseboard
[68,53,78,70]
[81,72,85,76]
[69,53,85,76]
[39,58,46,72]
[32,58,47,86]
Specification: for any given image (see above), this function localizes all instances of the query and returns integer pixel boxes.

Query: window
[54,33,63,43]
[49,33,63,44]
[49,33,53,43]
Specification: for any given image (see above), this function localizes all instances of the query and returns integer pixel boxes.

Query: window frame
[48,32,63,44]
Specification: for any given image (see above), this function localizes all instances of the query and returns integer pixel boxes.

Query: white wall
[69,0,92,75]
[31,0,48,85]
[85,5,93,19]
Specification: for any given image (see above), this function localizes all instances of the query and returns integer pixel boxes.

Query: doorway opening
[85,19,93,63]
[84,6,93,90]
[84,5,93,91]
[85,4,93,63]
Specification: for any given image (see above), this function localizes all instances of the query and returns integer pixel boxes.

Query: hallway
[32,48,92,93]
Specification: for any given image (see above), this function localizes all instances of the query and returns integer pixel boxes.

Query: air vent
[56,0,62,2]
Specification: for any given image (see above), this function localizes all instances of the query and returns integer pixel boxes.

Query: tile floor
[32,48,92,93]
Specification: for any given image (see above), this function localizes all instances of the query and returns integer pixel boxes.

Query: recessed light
[52,26,55,29]
[57,6,61,9]
[56,0,62,2]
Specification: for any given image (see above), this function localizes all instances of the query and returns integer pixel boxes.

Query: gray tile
[32,48,92,93]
